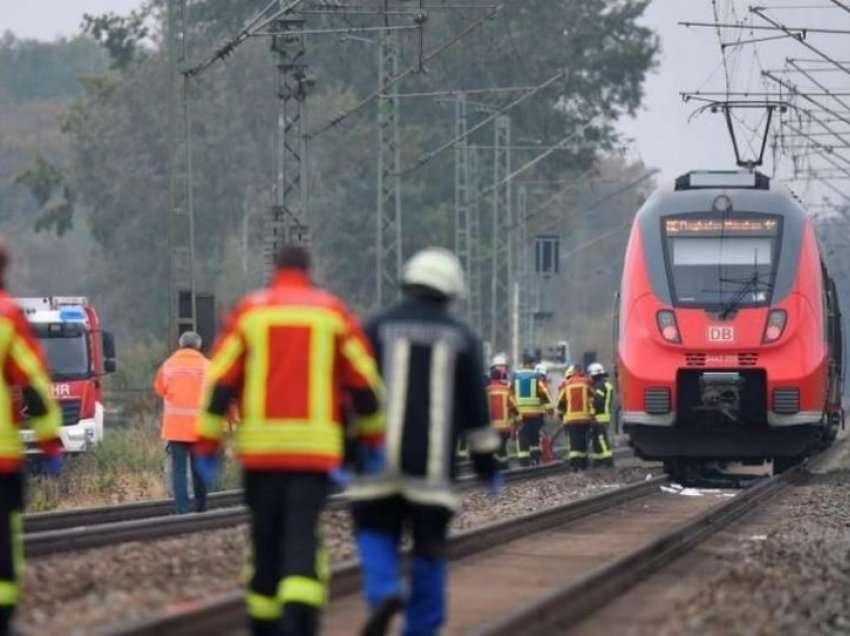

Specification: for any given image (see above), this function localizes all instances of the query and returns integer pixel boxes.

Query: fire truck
[16,297,116,454]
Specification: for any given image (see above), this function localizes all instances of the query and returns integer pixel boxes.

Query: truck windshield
[34,326,91,381]
[662,215,781,308]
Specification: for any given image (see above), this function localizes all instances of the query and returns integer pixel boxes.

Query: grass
[26,415,242,512]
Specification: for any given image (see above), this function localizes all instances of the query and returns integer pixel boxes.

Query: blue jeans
[168,442,207,514]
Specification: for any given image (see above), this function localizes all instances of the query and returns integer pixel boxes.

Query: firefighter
[587,362,615,467]
[556,365,595,471]
[487,357,518,469]
[0,243,63,635]
[194,245,383,636]
[347,247,500,636]
[511,354,552,466]
[154,331,209,514]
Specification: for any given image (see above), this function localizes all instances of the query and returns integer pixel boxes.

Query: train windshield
[662,215,781,309]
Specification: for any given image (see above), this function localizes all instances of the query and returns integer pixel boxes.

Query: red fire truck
[16,297,116,454]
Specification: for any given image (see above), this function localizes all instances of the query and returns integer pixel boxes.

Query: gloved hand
[358,446,387,476]
[329,467,352,488]
[194,454,219,487]
[42,454,63,476]
[487,472,504,497]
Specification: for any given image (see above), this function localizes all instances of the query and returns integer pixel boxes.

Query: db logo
[707,326,735,343]
[51,384,71,398]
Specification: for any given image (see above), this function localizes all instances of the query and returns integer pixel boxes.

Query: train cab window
[662,215,781,309]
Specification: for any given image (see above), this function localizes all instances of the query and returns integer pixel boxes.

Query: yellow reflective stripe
[0,581,17,606]
[355,411,384,438]
[0,322,13,450]
[198,412,226,441]
[235,419,342,455]
[11,512,22,581]
[568,450,587,459]
[342,336,383,393]
[240,307,345,422]
[278,576,326,607]
[207,333,245,384]
[246,592,282,620]
[9,332,60,440]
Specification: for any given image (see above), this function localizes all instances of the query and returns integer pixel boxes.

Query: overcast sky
[5,2,847,199]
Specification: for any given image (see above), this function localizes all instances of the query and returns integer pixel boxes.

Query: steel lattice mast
[468,144,483,334]
[264,12,310,282]
[490,115,513,352]
[376,29,403,307]
[516,185,532,357]
[454,93,472,320]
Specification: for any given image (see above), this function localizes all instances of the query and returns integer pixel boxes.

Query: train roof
[638,170,808,222]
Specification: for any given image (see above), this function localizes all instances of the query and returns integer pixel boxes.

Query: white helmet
[534,363,547,377]
[587,362,605,377]
[402,247,465,299]
[491,353,508,368]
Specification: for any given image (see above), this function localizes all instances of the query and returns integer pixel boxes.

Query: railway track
[96,471,666,636]
[26,451,626,558]
[94,444,836,636]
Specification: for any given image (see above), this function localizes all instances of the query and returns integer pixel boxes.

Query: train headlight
[656,310,681,344]
[762,309,787,343]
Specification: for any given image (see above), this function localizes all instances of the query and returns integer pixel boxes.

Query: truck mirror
[102,331,116,360]
[104,358,117,374]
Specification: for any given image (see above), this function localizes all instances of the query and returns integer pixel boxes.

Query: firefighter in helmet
[511,354,552,466]
[556,365,595,471]
[348,247,500,636]
[487,354,519,468]
[587,362,615,467]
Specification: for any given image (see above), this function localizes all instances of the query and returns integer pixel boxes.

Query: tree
[81,8,152,70]
[14,155,76,236]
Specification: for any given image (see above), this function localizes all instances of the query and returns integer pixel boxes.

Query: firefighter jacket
[197,270,384,472]
[0,293,61,472]
[487,380,518,432]
[557,374,595,425]
[154,348,209,443]
[347,294,499,510]
[592,378,614,425]
[512,368,552,416]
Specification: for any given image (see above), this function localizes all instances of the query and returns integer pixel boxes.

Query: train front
[617,171,837,471]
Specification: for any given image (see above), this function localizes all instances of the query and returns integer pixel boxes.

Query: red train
[616,170,844,481]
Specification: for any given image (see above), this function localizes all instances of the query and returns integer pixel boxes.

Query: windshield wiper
[717,271,773,319]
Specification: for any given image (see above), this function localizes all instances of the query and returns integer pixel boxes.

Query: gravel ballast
[20,465,657,635]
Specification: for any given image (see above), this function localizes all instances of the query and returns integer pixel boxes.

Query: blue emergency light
[59,307,86,322]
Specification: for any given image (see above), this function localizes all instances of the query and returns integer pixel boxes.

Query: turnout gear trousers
[517,415,544,466]
[352,496,453,636]
[243,471,330,636]
[0,473,23,636]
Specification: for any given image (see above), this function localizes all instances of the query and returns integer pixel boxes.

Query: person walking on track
[154,330,210,514]
[0,243,63,636]
[347,247,501,636]
[587,362,615,467]
[194,244,384,636]
[556,365,596,471]
[511,354,552,465]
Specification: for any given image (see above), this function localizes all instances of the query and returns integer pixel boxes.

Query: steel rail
[470,446,840,636]
[26,452,632,558]
[23,443,595,534]
[95,473,666,636]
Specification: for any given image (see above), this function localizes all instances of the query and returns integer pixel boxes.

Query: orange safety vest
[487,380,518,431]
[198,270,384,472]
[0,293,61,472]
[558,375,595,425]
[154,348,209,443]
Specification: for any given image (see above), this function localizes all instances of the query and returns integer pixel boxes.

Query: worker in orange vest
[154,331,209,514]
[556,366,596,471]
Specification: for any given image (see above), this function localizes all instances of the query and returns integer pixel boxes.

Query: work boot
[360,594,404,636]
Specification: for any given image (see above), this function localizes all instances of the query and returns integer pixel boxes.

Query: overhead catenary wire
[305,4,504,140]
[395,69,565,176]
